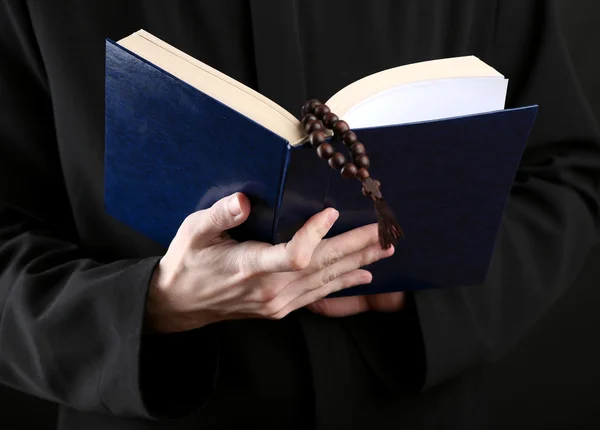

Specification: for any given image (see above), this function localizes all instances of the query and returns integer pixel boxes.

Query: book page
[116,31,508,143]
[339,77,508,129]
[118,31,306,145]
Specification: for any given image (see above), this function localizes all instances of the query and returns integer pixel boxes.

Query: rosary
[300,99,403,249]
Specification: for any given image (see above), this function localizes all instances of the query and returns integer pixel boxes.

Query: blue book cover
[104,38,538,296]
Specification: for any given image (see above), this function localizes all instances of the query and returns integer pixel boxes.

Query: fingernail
[328,209,339,227]
[379,245,394,256]
[228,194,242,216]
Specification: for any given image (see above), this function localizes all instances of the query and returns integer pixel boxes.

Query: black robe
[1,1,598,429]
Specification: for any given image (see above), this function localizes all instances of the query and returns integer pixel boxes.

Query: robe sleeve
[0,2,219,419]
[340,0,600,392]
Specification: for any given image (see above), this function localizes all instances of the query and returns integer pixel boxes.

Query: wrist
[144,262,220,333]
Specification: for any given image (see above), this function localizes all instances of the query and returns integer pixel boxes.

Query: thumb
[189,193,251,243]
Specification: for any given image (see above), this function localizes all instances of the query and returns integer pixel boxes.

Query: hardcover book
[104,29,538,296]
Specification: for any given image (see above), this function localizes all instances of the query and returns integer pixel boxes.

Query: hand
[306,291,405,317]
[145,192,394,333]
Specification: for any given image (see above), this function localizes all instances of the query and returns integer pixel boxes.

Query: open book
[104,29,538,296]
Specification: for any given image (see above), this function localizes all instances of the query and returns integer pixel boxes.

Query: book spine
[271,143,293,243]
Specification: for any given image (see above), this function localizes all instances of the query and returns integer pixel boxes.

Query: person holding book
[0,1,598,430]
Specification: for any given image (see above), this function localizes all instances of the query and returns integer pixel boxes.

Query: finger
[366,292,406,312]
[273,269,373,318]
[244,208,339,274]
[306,295,371,317]
[185,193,251,246]
[311,223,381,270]
[277,243,394,304]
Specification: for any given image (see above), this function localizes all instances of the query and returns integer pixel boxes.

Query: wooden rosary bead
[354,154,370,169]
[302,99,321,116]
[314,104,331,119]
[301,114,317,126]
[341,162,358,179]
[300,100,312,116]
[328,152,346,169]
[357,167,370,180]
[300,102,309,117]
[309,130,327,148]
[342,131,358,147]
[301,98,403,249]
[322,112,339,128]
[305,119,325,134]
[300,102,308,117]
[317,142,335,160]
[350,142,366,156]
[332,120,350,136]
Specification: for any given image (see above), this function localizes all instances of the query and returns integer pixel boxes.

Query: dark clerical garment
[0,1,598,429]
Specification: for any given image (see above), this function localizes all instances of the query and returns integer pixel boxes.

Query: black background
[1,1,599,428]
[487,1,600,428]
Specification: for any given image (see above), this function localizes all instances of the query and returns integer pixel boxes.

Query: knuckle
[182,212,201,237]
[314,222,330,239]
[285,249,311,271]
[357,254,368,268]
[320,268,339,286]
[240,254,259,279]
[358,246,378,267]
[320,247,343,268]
[228,263,249,284]
[256,286,279,303]
[208,207,224,227]
[260,299,284,318]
